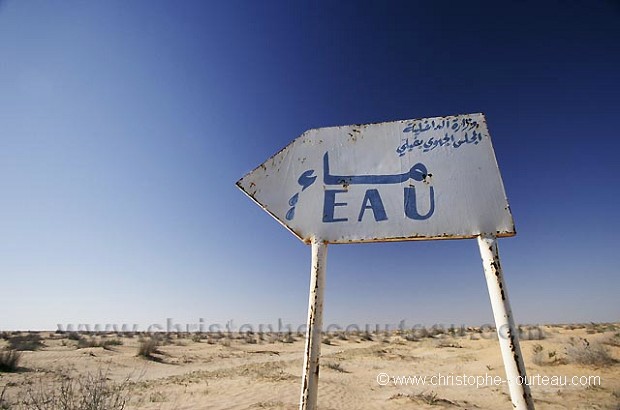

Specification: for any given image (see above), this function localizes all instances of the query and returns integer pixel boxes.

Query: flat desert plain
[0,324,618,409]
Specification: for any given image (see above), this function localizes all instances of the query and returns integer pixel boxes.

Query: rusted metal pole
[299,238,327,410]
[477,234,535,410]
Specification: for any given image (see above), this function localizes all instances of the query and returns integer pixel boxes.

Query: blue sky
[1,1,618,331]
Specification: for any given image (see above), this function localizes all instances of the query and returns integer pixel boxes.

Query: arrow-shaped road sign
[236,113,534,410]
[237,113,515,244]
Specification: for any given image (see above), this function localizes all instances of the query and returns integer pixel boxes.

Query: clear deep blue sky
[1,1,618,331]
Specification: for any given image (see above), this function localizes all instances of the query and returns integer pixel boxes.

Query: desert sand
[0,324,618,409]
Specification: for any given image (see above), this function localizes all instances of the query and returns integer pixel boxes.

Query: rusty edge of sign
[479,113,518,239]
[235,113,517,245]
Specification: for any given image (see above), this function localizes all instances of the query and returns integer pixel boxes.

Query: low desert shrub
[532,344,565,366]
[603,333,620,348]
[279,332,295,343]
[586,322,617,334]
[160,333,174,346]
[103,339,123,347]
[532,344,545,366]
[67,332,82,341]
[7,334,43,351]
[76,337,121,349]
[519,326,546,340]
[417,391,440,405]
[566,338,615,367]
[389,391,455,406]
[360,332,373,341]
[137,338,160,359]
[20,369,132,409]
[243,334,257,344]
[325,362,349,373]
[435,341,462,349]
[0,350,21,372]
[77,337,99,349]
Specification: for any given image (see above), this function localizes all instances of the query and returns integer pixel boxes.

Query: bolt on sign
[237,113,535,410]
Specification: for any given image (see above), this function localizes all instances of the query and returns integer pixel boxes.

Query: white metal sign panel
[237,113,515,244]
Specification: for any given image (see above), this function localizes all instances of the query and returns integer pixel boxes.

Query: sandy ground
[0,324,618,409]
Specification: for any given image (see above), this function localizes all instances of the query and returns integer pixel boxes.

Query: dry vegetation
[17,370,132,410]
[137,338,161,360]
[0,351,21,373]
[0,324,617,409]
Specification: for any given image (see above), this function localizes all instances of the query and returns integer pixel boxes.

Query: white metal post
[299,238,327,410]
[477,234,535,409]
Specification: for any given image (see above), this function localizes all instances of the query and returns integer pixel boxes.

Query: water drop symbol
[289,193,299,206]
[286,207,295,221]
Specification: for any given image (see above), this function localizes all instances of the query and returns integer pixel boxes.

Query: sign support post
[477,234,534,410]
[238,113,535,409]
[299,238,327,410]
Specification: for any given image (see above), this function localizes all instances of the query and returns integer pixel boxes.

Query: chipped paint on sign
[237,113,515,244]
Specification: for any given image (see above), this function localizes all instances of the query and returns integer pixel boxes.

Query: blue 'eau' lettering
[323,189,349,223]
[404,186,435,220]
[357,189,388,222]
